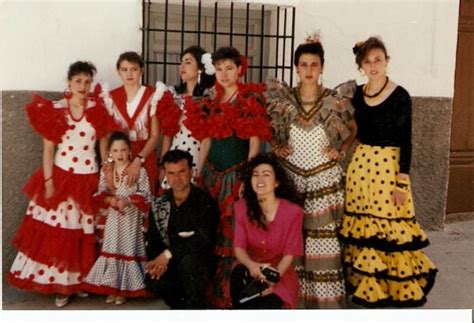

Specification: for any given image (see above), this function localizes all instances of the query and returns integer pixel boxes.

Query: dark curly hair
[294,42,325,66]
[67,61,96,80]
[107,131,131,150]
[239,153,303,229]
[175,45,216,96]
[116,51,144,70]
[212,46,242,66]
[353,37,389,69]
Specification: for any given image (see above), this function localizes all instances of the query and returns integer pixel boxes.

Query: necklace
[68,98,86,121]
[364,76,389,98]
[113,163,129,186]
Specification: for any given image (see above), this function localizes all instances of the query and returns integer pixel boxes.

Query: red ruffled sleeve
[155,91,181,137]
[86,84,121,138]
[232,83,272,140]
[182,96,211,141]
[25,95,69,144]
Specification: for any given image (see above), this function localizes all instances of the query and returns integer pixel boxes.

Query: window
[142,0,296,87]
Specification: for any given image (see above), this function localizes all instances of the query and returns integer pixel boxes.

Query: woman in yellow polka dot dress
[339,37,437,307]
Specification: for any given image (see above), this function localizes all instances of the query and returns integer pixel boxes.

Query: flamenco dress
[8,92,116,295]
[266,81,356,308]
[184,82,272,308]
[155,85,202,189]
[339,85,437,307]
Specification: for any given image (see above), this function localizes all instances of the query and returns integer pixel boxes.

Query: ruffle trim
[86,85,122,138]
[81,283,151,298]
[23,165,99,214]
[346,271,437,308]
[155,90,181,137]
[7,272,82,296]
[339,212,430,252]
[26,95,69,144]
[12,216,96,273]
[183,82,272,141]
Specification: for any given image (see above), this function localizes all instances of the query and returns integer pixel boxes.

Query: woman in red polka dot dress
[7,61,117,307]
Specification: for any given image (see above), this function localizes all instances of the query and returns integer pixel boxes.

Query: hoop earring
[64,87,72,99]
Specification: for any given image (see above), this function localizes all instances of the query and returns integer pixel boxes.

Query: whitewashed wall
[0,0,141,91]
[291,0,459,97]
[1,0,459,97]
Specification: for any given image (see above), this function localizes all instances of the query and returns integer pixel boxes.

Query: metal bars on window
[142,0,296,87]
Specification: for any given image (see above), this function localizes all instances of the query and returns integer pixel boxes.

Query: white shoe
[55,295,69,308]
[115,296,127,305]
[77,291,89,298]
[106,295,116,304]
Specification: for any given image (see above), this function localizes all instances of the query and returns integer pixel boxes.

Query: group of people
[7,34,437,310]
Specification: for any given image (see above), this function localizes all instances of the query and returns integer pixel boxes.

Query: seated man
[145,149,219,309]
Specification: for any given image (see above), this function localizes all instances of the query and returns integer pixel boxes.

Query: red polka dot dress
[8,93,116,296]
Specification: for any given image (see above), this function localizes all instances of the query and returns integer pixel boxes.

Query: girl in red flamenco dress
[7,61,117,308]
[184,46,272,308]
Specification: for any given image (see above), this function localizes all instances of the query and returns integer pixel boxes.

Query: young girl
[83,132,151,305]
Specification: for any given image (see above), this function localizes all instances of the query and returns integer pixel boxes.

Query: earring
[318,74,323,86]
[106,154,114,164]
[64,87,72,99]
[359,69,366,76]
[197,70,202,85]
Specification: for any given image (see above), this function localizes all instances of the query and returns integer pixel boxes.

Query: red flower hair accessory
[239,54,248,78]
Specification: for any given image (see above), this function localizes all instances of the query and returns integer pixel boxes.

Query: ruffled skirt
[339,144,437,307]
[8,166,98,295]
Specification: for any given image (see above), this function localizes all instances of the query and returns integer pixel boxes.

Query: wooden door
[447,0,474,214]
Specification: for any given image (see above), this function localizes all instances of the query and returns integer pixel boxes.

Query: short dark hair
[107,131,131,150]
[353,37,389,69]
[240,153,303,229]
[294,42,325,66]
[162,149,193,169]
[212,46,241,66]
[67,61,97,80]
[116,51,144,70]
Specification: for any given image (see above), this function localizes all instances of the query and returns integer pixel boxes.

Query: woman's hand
[248,262,268,281]
[261,284,275,297]
[127,158,141,186]
[392,189,407,206]
[116,198,128,212]
[274,145,293,159]
[44,181,55,199]
[324,146,344,161]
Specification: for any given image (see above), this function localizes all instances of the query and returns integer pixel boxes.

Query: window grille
[142,0,296,87]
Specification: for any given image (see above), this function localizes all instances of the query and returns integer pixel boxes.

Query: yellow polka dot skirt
[339,144,437,307]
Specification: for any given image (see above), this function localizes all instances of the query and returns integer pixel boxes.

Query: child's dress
[83,167,151,298]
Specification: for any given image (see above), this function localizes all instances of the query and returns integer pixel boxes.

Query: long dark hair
[240,153,303,229]
[175,45,215,97]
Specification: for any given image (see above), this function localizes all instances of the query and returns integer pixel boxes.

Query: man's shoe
[55,295,69,308]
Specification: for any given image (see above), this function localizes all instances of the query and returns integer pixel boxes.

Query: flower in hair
[352,41,365,55]
[304,30,321,44]
[201,53,215,75]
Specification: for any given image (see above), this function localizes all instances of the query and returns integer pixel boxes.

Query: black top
[146,184,219,261]
[352,85,412,174]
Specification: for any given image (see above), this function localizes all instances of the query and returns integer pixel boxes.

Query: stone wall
[1,91,452,285]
